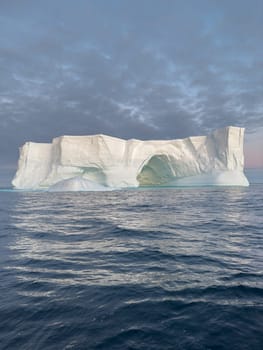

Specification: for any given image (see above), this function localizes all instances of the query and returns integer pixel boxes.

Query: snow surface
[48,176,113,192]
[12,126,249,190]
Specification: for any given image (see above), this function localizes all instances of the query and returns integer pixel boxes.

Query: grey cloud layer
[0,0,263,163]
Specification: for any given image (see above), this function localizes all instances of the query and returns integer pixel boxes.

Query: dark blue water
[0,186,263,349]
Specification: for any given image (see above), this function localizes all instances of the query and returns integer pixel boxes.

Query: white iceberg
[12,126,249,190]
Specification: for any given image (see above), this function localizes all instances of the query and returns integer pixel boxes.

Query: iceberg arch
[137,154,177,186]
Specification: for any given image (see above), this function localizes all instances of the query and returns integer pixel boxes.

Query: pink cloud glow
[244,129,263,168]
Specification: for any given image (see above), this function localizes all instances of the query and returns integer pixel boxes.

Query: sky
[0,0,262,180]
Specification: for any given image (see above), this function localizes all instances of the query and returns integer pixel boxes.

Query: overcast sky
[0,0,262,176]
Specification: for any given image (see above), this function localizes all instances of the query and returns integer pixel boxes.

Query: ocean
[0,172,263,349]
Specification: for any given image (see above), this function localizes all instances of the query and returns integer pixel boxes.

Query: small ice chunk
[48,176,111,192]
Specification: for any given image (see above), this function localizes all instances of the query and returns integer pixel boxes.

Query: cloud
[0,0,262,166]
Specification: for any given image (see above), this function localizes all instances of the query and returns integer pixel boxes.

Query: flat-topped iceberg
[12,126,249,190]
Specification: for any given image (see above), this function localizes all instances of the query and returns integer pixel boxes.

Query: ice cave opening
[137,154,176,186]
[81,166,106,186]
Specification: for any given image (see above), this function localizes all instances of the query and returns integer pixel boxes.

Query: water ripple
[0,186,263,349]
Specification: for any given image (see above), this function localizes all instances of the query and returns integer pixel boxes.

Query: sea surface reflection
[8,188,263,292]
[1,187,263,349]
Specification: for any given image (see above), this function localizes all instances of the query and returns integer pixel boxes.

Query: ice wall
[12,126,249,190]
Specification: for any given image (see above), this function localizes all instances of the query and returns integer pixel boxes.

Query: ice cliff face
[12,126,249,190]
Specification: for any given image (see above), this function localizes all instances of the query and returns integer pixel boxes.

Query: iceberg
[12,126,249,190]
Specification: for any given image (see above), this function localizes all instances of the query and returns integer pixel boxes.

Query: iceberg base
[163,171,249,187]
